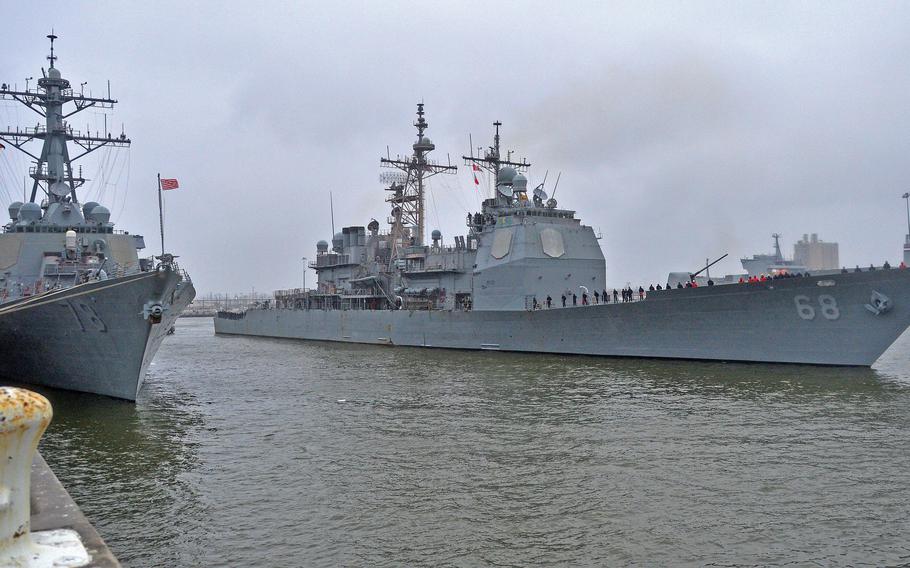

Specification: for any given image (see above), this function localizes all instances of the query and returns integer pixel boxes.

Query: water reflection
[22,320,910,567]
[304,338,906,405]
[34,379,207,567]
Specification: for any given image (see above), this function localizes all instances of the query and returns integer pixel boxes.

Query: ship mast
[462,120,530,202]
[0,33,130,206]
[772,233,783,263]
[380,103,456,255]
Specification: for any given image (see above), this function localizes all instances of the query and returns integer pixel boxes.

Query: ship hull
[215,270,910,366]
[0,269,195,400]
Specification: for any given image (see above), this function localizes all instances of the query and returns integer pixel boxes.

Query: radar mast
[772,233,783,262]
[0,32,131,206]
[380,103,456,257]
[462,120,530,201]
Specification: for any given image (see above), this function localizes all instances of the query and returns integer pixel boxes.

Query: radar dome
[18,202,41,222]
[413,136,435,152]
[316,240,329,253]
[512,173,528,192]
[431,229,442,241]
[82,201,100,218]
[8,201,23,221]
[90,205,111,224]
[497,167,517,185]
[48,68,61,79]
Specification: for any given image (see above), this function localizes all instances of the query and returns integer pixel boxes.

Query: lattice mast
[380,104,456,251]
[0,33,130,205]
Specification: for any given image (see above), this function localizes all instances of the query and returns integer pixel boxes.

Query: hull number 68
[794,295,840,321]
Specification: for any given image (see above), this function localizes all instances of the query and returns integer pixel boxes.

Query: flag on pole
[160,178,179,190]
[472,163,481,186]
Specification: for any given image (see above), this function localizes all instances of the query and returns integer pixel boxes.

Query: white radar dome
[18,202,41,222]
[90,205,111,224]
[8,202,23,221]
[82,201,100,217]
[497,167,517,185]
[512,173,528,191]
[413,136,435,152]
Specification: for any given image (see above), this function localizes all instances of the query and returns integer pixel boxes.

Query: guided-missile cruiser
[0,34,195,400]
[215,104,910,367]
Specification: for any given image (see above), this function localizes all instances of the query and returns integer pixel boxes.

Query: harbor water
[38,318,910,566]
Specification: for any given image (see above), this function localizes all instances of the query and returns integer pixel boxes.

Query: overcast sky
[2,1,909,293]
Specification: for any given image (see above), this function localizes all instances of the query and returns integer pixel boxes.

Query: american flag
[160,178,179,190]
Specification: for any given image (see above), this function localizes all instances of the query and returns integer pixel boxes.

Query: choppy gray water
[37,318,910,567]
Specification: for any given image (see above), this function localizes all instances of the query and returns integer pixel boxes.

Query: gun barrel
[691,253,729,279]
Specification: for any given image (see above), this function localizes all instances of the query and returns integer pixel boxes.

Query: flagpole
[157,173,165,255]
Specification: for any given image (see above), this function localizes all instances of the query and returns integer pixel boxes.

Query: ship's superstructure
[740,233,808,277]
[298,106,604,313]
[217,103,910,368]
[0,34,195,400]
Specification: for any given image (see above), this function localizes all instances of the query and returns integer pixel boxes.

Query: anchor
[865,291,893,315]
[141,300,168,323]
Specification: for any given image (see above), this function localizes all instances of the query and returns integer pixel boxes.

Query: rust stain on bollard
[0,387,90,567]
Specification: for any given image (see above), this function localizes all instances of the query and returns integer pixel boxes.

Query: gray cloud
[1,1,908,292]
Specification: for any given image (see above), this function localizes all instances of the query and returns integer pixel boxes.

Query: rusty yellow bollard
[0,387,89,567]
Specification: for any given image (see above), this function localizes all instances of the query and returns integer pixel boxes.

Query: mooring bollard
[0,387,90,567]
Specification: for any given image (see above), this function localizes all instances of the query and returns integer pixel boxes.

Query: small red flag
[474,173,479,186]
[472,164,481,172]
[160,178,179,190]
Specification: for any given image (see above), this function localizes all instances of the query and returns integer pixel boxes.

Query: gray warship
[0,34,195,400]
[215,104,910,367]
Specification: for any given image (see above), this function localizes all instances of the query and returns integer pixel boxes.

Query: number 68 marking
[794,295,840,321]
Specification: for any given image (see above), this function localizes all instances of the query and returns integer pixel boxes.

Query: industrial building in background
[793,233,839,271]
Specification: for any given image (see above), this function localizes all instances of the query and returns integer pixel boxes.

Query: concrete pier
[30,454,121,568]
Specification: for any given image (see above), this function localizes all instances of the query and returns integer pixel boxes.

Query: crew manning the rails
[527,262,910,311]
[530,283,656,310]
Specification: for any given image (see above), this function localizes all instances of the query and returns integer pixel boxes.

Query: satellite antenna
[49,181,71,197]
